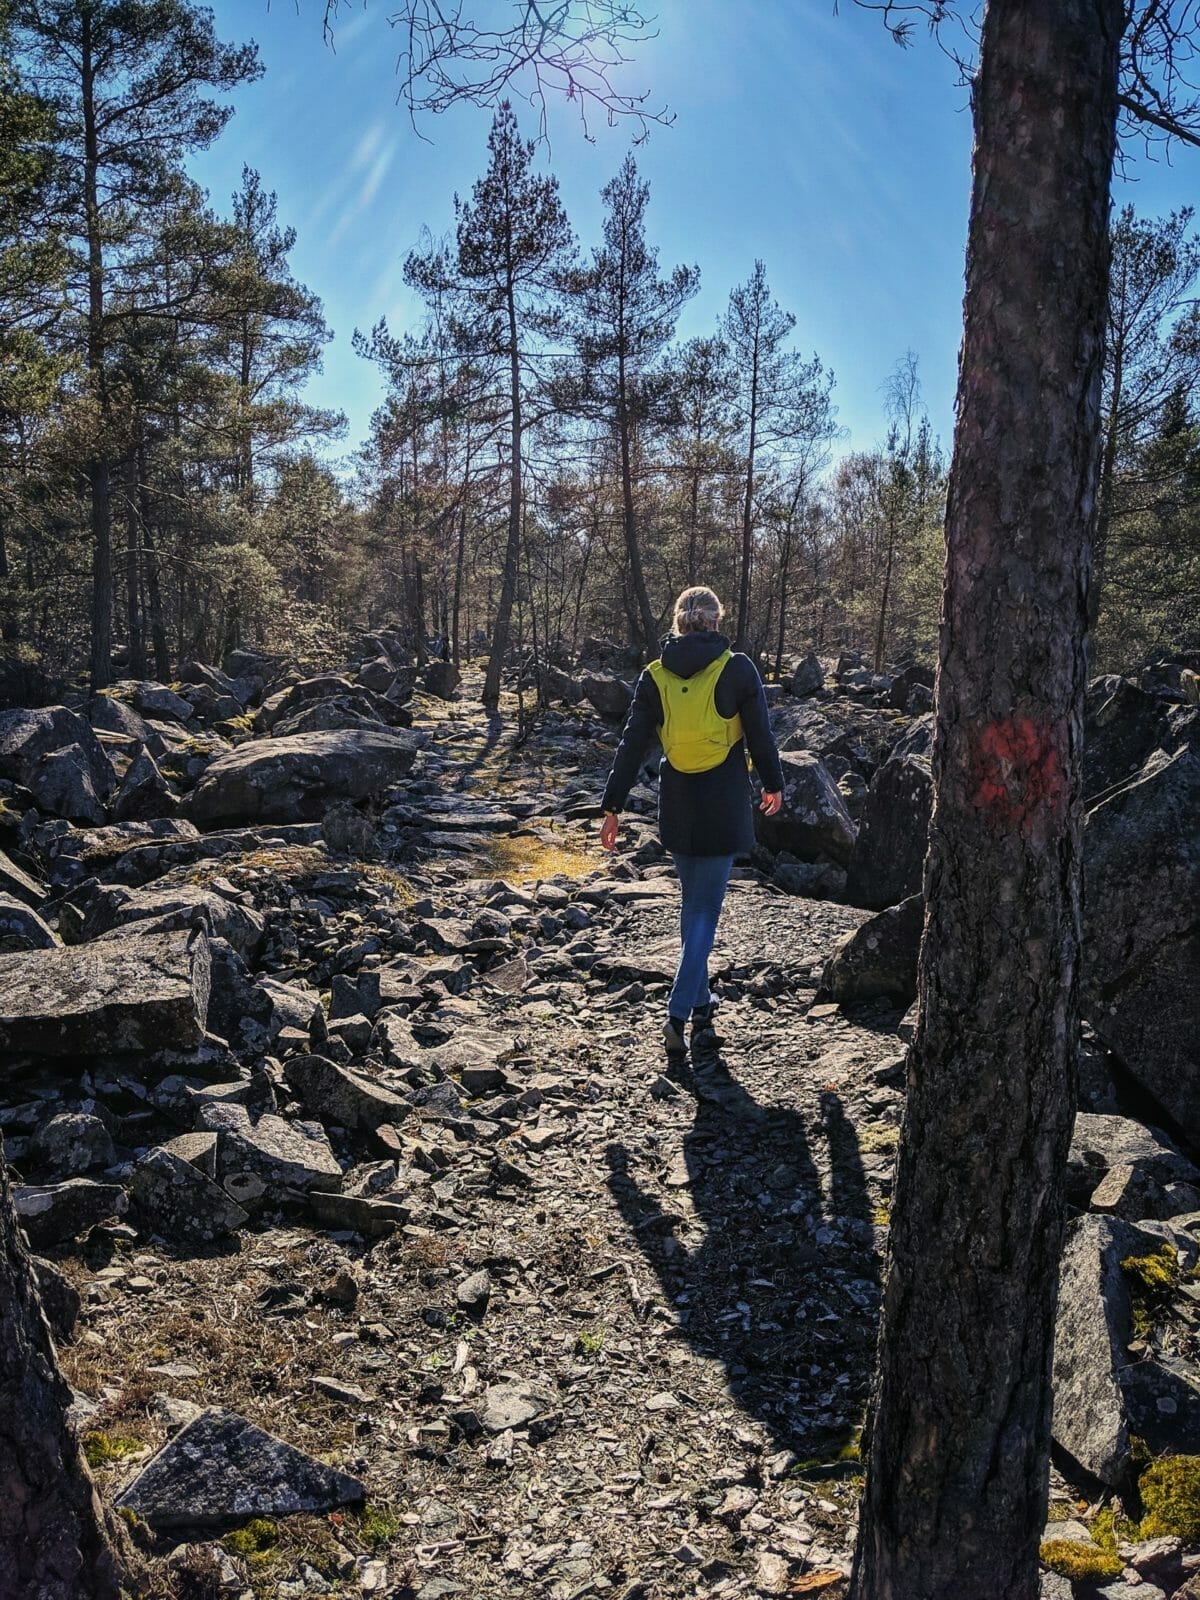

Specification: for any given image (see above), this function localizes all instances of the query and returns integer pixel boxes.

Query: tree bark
[735,342,760,650]
[482,280,523,710]
[0,1148,123,1598]
[81,10,113,693]
[850,1,1121,1596]
[617,353,657,651]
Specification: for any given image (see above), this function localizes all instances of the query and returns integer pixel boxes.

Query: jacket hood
[658,630,731,680]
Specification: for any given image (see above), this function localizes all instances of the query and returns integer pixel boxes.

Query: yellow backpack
[647,649,744,774]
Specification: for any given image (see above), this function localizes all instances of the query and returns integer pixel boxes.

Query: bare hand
[600,812,620,851]
[759,790,783,817]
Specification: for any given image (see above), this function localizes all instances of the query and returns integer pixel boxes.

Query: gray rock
[1066,1114,1200,1211]
[756,751,858,865]
[118,1407,364,1528]
[130,682,194,723]
[27,746,107,825]
[130,1146,248,1243]
[0,705,116,798]
[0,893,56,951]
[14,1179,128,1248]
[31,1113,116,1178]
[889,712,934,762]
[844,754,933,910]
[283,1054,410,1132]
[580,672,633,721]
[888,662,935,713]
[1082,746,1199,1135]
[78,884,265,963]
[90,694,165,755]
[358,656,397,694]
[1084,674,1173,802]
[187,728,420,826]
[0,929,210,1056]
[424,661,461,700]
[33,1257,82,1343]
[0,846,46,906]
[823,893,923,1006]
[1052,1214,1200,1484]
[456,1269,491,1312]
[197,1102,342,1195]
[481,1380,550,1433]
[111,745,177,822]
[307,1190,409,1237]
[160,1132,219,1177]
[789,653,824,697]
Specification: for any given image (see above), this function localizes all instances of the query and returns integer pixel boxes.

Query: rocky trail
[0,642,1198,1598]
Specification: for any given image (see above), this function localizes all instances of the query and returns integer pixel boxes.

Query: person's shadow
[606,1047,882,1462]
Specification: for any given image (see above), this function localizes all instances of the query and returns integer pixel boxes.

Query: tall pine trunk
[735,352,759,650]
[81,11,113,693]
[483,283,523,710]
[0,1149,123,1597]
[850,1,1120,1595]
[616,355,656,651]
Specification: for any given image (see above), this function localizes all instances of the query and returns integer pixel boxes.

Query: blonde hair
[672,585,725,635]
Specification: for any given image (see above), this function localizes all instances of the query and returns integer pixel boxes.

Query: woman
[599,586,784,1056]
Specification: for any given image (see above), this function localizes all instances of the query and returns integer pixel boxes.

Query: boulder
[90,694,165,756]
[40,818,199,890]
[0,893,56,951]
[78,885,265,962]
[283,1054,410,1132]
[1082,746,1200,1136]
[423,661,461,700]
[255,675,362,732]
[33,1258,81,1343]
[130,1145,248,1243]
[13,1179,128,1249]
[755,751,858,866]
[0,705,115,798]
[0,929,210,1057]
[357,655,397,694]
[118,1408,364,1528]
[789,653,824,697]
[580,672,634,721]
[26,747,107,825]
[111,746,177,822]
[844,754,933,909]
[196,1102,342,1195]
[30,1113,116,1178]
[0,846,46,906]
[129,682,194,723]
[1084,676,1172,801]
[1053,1215,1200,1484]
[186,728,420,827]
[889,713,934,762]
[888,662,935,713]
[822,893,924,1007]
[1067,1114,1200,1213]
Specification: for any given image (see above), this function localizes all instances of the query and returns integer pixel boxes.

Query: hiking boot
[691,1003,721,1051]
[663,1016,688,1055]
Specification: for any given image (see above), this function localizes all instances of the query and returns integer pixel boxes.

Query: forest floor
[47,679,1077,1600]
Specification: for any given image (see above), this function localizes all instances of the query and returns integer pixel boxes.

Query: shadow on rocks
[606,1049,882,1460]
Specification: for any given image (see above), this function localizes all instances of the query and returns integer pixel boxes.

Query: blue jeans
[668,853,734,1019]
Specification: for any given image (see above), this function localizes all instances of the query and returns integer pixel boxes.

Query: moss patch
[1122,1245,1180,1340]
[474,833,597,884]
[221,1518,279,1562]
[1137,1455,1200,1542]
[858,1124,900,1155]
[82,1431,144,1468]
[1038,1539,1122,1581]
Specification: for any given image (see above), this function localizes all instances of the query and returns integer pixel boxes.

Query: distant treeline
[1,4,1196,703]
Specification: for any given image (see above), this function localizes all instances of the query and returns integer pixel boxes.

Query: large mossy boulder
[186,728,420,826]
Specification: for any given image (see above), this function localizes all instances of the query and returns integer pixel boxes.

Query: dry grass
[473,832,599,885]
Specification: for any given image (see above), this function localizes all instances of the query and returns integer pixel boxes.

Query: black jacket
[600,631,784,857]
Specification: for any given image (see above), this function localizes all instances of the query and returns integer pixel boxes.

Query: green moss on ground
[1137,1455,1200,1542]
[1038,1539,1122,1581]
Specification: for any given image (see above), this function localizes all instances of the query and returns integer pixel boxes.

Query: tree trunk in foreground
[850,1,1121,1597]
[0,1148,122,1599]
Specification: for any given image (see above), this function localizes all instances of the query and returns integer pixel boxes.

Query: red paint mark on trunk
[970,716,1067,836]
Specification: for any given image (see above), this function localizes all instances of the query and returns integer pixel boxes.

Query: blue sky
[189,0,1197,473]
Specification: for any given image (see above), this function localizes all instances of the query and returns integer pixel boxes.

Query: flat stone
[311,1376,376,1405]
[480,1381,549,1433]
[283,1053,410,1132]
[118,1407,364,1528]
[30,1112,115,1178]
[14,1179,128,1249]
[197,1103,343,1195]
[187,728,420,826]
[308,1190,409,1237]
[0,929,210,1057]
